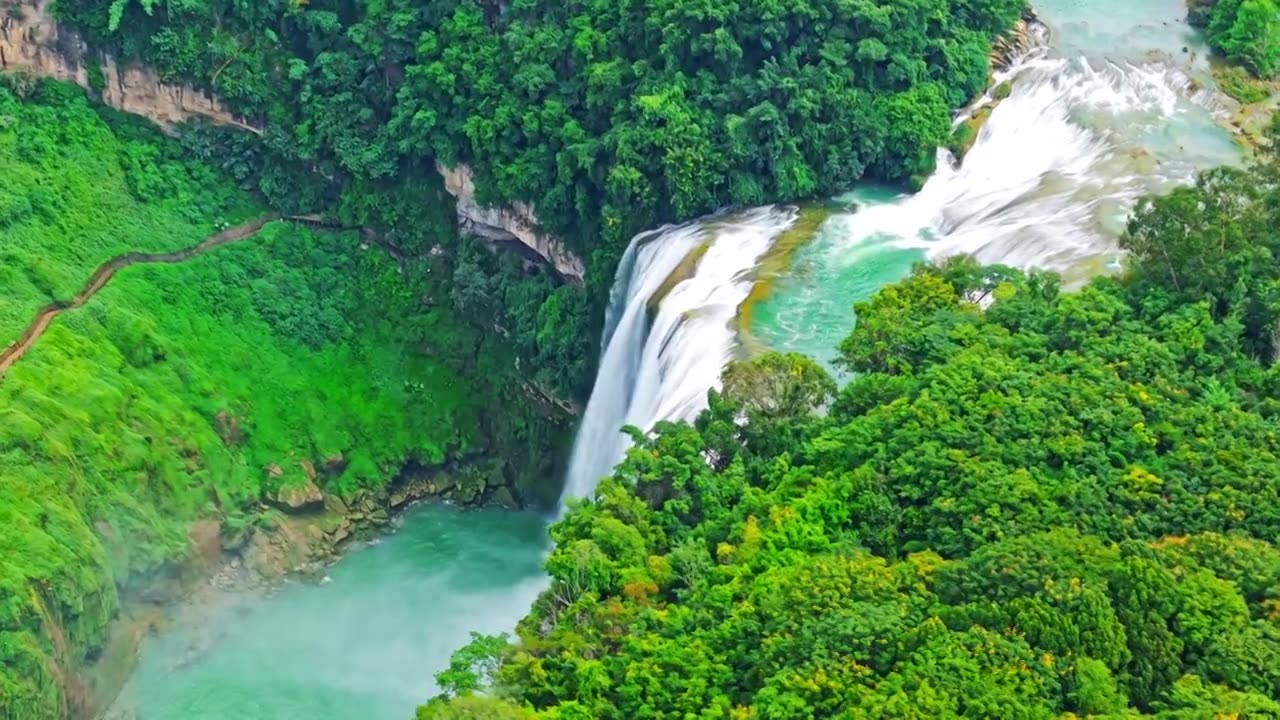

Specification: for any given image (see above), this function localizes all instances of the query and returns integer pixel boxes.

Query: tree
[720,352,836,420]
[424,150,1280,719]
[433,633,511,699]
[1206,0,1280,76]
[416,695,536,720]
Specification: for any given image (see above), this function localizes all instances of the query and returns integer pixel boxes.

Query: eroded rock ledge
[0,0,261,132]
[989,8,1048,73]
[437,163,587,285]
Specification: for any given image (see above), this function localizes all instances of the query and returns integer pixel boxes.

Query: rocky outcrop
[438,163,587,285]
[989,9,1048,73]
[0,0,260,133]
[273,475,324,513]
[243,456,530,578]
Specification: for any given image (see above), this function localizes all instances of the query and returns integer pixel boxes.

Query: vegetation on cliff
[0,76,561,718]
[55,0,1027,222]
[418,127,1280,718]
[1190,0,1280,78]
[51,0,1028,392]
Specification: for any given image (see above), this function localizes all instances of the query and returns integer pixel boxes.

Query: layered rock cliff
[989,8,1048,72]
[437,163,586,285]
[0,0,260,132]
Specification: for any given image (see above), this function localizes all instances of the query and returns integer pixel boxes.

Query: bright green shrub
[1203,0,1280,77]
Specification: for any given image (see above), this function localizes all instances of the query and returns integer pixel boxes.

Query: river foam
[889,53,1231,272]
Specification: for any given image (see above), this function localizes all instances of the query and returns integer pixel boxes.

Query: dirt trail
[0,214,281,380]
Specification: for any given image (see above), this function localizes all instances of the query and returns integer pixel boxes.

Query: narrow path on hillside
[0,214,289,380]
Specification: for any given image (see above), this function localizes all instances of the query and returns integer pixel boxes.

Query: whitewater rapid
[558,207,796,505]
[846,29,1237,275]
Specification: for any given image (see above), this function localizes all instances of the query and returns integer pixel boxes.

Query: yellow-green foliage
[1216,63,1275,104]
[0,79,518,716]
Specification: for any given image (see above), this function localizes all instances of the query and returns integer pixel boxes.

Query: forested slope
[0,77,559,718]
[51,0,1029,380]
[418,126,1280,718]
[56,0,1025,227]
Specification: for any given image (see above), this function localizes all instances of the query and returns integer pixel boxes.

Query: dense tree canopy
[58,0,1025,231]
[54,0,1028,385]
[1191,0,1280,77]
[417,128,1280,719]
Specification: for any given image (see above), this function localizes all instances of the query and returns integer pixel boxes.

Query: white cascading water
[839,24,1236,274]
[558,15,1242,508]
[557,207,796,506]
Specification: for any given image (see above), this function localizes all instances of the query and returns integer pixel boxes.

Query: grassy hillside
[0,77,258,339]
[0,76,554,718]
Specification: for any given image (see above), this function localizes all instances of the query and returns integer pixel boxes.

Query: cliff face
[0,0,257,131]
[438,163,587,285]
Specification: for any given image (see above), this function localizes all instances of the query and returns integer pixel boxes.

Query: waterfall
[828,35,1239,277]
[556,11,1241,510]
[557,207,797,507]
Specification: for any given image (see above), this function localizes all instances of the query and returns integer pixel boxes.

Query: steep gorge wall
[437,163,586,285]
[0,0,588,280]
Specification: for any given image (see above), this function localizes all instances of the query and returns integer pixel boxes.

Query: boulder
[489,486,518,509]
[275,477,324,513]
[323,493,349,515]
[323,452,346,473]
[328,524,352,545]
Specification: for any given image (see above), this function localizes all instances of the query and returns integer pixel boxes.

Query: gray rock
[323,493,348,515]
[490,486,518,509]
[275,477,323,513]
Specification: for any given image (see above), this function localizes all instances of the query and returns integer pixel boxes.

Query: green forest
[52,0,1029,368]
[1190,0,1280,78]
[2,1,1041,715]
[417,132,1280,718]
[0,77,563,717]
[9,0,1280,718]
